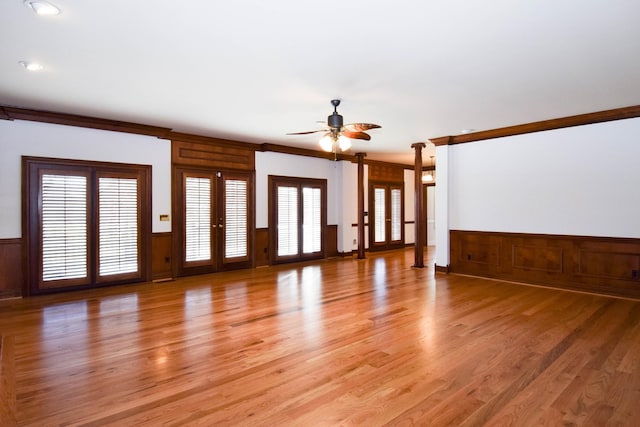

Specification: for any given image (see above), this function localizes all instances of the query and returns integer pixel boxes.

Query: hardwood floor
[1,247,640,426]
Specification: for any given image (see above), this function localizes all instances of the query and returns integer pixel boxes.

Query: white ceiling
[1,0,639,165]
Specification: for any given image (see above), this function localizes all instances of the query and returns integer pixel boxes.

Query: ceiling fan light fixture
[319,135,334,152]
[338,135,351,151]
[24,0,60,15]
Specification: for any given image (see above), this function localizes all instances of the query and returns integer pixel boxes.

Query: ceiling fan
[287,99,381,154]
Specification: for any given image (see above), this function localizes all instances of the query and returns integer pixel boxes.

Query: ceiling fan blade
[343,123,381,132]
[342,130,371,141]
[286,129,327,135]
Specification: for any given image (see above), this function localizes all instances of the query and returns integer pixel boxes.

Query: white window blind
[374,188,386,243]
[41,174,88,281]
[98,177,139,276]
[185,177,211,262]
[302,187,321,254]
[224,179,248,259]
[277,186,298,256]
[391,188,402,241]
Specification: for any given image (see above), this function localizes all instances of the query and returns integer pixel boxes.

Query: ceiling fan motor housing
[327,112,343,129]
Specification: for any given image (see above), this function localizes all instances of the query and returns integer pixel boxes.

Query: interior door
[175,168,252,277]
[369,182,404,251]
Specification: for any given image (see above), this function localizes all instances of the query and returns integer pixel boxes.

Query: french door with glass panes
[24,158,150,295]
[369,182,404,251]
[269,176,326,264]
[174,168,252,276]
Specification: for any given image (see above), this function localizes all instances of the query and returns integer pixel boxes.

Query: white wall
[446,117,640,239]
[0,120,172,239]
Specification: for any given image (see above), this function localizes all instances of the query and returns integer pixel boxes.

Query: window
[269,176,326,263]
[185,176,212,262]
[224,178,248,259]
[24,158,150,295]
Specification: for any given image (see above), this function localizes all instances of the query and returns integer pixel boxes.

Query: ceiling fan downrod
[327,99,343,129]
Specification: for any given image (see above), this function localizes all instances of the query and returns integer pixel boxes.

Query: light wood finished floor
[1,247,640,426]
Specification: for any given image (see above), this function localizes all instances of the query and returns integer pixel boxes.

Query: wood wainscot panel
[151,233,173,281]
[571,238,640,297]
[512,244,563,273]
[255,228,269,267]
[450,231,501,276]
[0,239,23,299]
[450,230,640,299]
[327,225,338,258]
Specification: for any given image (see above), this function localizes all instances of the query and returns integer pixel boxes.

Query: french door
[369,182,404,251]
[24,157,151,295]
[269,176,326,264]
[174,168,253,276]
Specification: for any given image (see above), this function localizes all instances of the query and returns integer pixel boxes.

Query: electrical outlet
[353,239,357,245]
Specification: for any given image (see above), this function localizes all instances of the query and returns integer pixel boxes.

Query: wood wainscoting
[450,230,640,298]
[151,232,172,281]
[0,239,22,299]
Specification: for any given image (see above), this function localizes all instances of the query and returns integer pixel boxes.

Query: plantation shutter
[374,187,386,243]
[41,173,88,283]
[98,177,139,276]
[302,186,321,254]
[277,186,298,256]
[391,188,402,242]
[185,176,211,262]
[224,178,248,260]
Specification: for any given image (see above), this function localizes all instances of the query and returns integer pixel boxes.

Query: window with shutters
[269,176,326,264]
[223,177,248,260]
[24,158,150,295]
[391,188,402,242]
[185,176,212,263]
[374,187,386,243]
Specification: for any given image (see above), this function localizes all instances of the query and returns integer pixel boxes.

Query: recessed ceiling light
[19,61,44,71]
[24,0,61,16]
[460,129,476,134]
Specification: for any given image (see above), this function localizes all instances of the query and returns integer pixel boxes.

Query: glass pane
[225,179,248,259]
[374,187,386,243]
[277,186,298,256]
[41,174,88,281]
[302,187,321,254]
[185,177,211,262]
[391,188,402,241]
[98,177,139,276]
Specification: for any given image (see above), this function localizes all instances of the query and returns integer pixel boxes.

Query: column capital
[411,142,427,150]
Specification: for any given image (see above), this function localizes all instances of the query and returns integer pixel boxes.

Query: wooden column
[356,152,366,259]
[411,143,426,268]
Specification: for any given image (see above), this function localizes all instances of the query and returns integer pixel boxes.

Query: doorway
[174,167,253,277]
[369,181,404,251]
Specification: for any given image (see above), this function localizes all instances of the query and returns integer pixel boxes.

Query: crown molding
[430,105,640,146]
